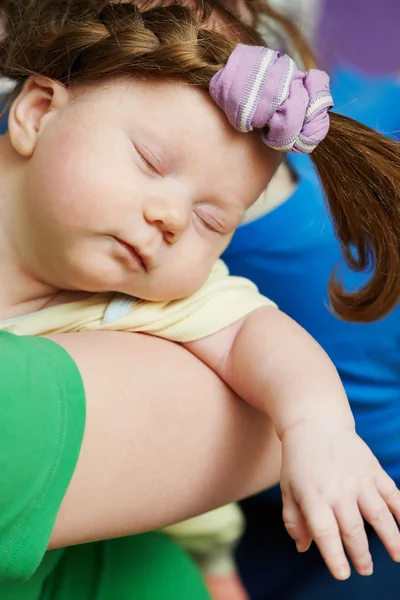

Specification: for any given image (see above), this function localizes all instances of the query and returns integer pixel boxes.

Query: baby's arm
[187,306,353,437]
[184,306,400,580]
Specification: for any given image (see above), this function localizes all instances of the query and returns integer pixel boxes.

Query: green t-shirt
[0,331,210,600]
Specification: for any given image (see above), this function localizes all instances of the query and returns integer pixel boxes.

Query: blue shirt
[223,68,400,487]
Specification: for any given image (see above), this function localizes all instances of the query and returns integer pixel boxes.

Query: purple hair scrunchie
[209,44,334,154]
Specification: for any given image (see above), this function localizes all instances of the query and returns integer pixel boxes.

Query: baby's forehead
[82,76,275,206]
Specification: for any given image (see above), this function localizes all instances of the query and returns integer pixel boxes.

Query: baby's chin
[60,279,188,303]
[68,266,209,302]
[114,278,208,303]
[115,285,195,303]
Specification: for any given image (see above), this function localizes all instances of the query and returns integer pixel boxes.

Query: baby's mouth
[113,237,148,272]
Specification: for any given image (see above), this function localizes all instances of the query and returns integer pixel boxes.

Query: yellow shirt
[1,261,275,341]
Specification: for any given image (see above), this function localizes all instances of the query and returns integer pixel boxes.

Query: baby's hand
[280,422,400,580]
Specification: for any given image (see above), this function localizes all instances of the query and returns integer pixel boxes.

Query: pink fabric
[210,44,334,154]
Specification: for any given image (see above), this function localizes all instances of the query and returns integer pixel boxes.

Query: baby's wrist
[279,413,356,442]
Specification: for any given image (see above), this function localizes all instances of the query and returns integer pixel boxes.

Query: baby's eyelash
[135,146,158,174]
[194,211,223,234]
[200,218,219,233]
[139,153,157,173]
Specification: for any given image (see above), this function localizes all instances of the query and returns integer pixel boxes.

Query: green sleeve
[0,332,86,583]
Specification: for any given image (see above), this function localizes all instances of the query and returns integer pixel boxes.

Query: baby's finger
[282,493,312,552]
[376,472,400,527]
[304,503,350,580]
[334,502,372,576]
[359,487,400,562]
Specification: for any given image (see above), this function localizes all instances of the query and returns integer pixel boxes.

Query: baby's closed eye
[193,204,241,235]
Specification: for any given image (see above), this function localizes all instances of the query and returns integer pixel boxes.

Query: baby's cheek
[32,146,102,229]
[167,263,212,299]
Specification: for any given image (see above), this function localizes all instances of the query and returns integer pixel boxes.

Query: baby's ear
[8,76,70,157]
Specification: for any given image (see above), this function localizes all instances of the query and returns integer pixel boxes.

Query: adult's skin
[47,331,281,549]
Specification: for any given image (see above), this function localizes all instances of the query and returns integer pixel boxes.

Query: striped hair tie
[209,44,334,154]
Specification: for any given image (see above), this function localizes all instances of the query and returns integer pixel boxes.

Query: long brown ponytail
[311,113,400,322]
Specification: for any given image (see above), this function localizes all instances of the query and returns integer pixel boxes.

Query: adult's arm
[48,331,281,549]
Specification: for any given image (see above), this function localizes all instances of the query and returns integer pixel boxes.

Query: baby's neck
[0,230,89,321]
[0,254,60,322]
[0,137,72,321]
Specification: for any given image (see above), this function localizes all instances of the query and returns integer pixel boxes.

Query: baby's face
[15,77,278,300]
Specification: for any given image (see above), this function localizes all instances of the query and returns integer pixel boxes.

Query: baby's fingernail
[363,567,373,576]
[337,566,350,580]
[295,541,306,553]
